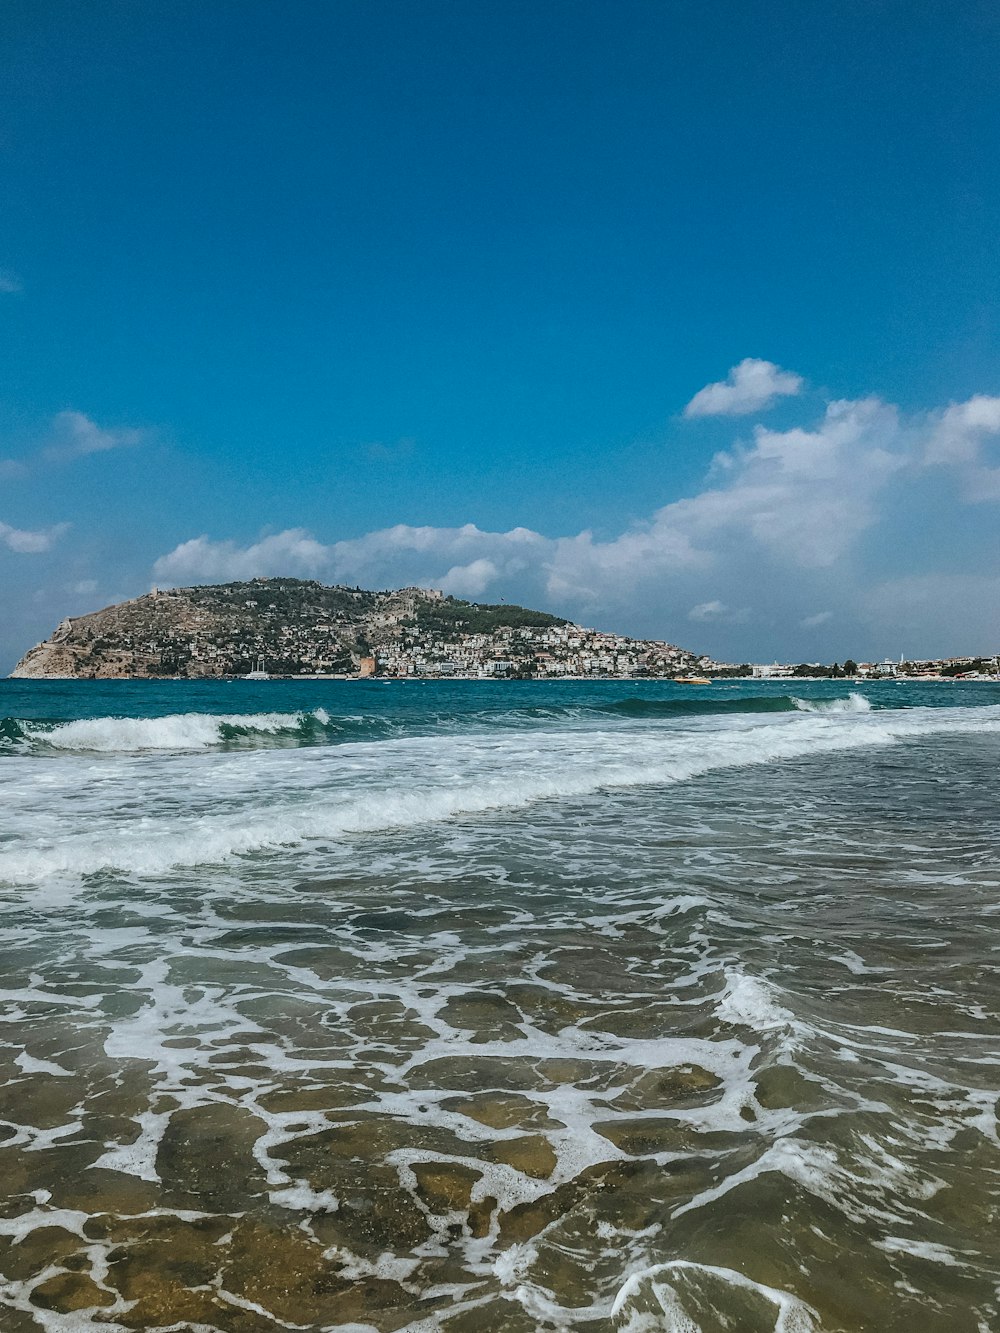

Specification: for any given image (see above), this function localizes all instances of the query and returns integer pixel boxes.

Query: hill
[10,578,700,679]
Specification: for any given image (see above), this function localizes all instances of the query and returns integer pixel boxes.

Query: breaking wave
[792,692,872,714]
[0,693,878,755]
[2,703,997,884]
[598,692,874,719]
[0,708,381,753]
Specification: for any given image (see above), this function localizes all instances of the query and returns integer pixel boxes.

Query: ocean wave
[0,693,876,755]
[0,708,351,753]
[792,692,872,714]
[597,693,874,718]
[1,703,997,885]
[442,693,879,726]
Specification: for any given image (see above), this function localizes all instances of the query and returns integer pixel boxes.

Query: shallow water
[0,677,998,1331]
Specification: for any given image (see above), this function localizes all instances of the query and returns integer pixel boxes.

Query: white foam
[268,1182,340,1213]
[875,1236,967,1267]
[1,703,996,887]
[14,1052,73,1077]
[792,692,872,713]
[20,709,323,752]
[715,969,794,1032]
[90,1109,172,1182]
[612,1260,819,1331]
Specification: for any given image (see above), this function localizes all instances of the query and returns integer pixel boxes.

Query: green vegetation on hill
[415,596,568,637]
[183,578,381,619]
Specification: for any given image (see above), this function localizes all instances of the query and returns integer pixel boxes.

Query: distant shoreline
[5,673,995,684]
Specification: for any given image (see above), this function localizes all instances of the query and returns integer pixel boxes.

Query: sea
[0,675,998,1332]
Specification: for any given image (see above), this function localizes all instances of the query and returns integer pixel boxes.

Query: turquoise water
[3,674,997,735]
[0,677,998,1330]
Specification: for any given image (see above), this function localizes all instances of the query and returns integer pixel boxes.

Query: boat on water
[244,656,270,680]
[675,675,711,685]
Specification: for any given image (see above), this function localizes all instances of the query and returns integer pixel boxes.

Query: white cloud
[924,395,1000,502]
[46,411,145,460]
[543,522,705,612]
[439,559,500,597]
[689,600,727,621]
[147,375,998,660]
[653,396,905,569]
[688,600,750,624]
[152,522,546,594]
[151,529,332,583]
[0,412,147,479]
[925,395,1000,464]
[0,270,21,294]
[0,520,67,554]
[152,398,907,615]
[684,358,803,418]
[70,579,99,595]
[332,523,544,591]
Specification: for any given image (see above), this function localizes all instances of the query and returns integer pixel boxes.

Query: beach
[0,677,998,1331]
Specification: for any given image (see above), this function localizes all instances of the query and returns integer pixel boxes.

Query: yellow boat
[675,675,711,685]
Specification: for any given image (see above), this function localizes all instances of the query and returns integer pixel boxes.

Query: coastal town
[363,632,998,682]
[373,616,699,679]
[10,577,998,681]
[737,656,999,681]
[11,578,704,679]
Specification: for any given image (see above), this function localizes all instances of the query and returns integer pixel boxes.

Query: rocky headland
[11,578,701,680]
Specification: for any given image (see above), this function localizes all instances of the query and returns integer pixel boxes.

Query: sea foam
[715,968,794,1031]
[792,692,872,714]
[0,702,996,886]
[13,709,331,752]
[612,1260,819,1331]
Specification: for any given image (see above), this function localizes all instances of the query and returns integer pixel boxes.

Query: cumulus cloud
[636,395,904,572]
[152,522,547,596]
[684,358,803,418]
[0,270,22,294]
[439,559,500,597]
[46,411,145,461]
[147,376,1000,660]
[0,520,67,554]
[925,396,1000,464]
[152,529,332,584]
[924,395,1000,502]
[152,397,908,613]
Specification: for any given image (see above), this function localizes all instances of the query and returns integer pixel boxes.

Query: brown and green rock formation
[11,577,699,680]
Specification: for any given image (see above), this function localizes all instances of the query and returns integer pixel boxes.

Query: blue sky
[1,0,999,670]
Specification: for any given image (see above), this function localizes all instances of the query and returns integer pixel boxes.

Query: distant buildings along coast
[10,578,997,681]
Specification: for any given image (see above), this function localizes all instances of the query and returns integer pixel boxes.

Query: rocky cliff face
[9,579,568,679]
[12,578,700,680]
[10,579,438,679]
